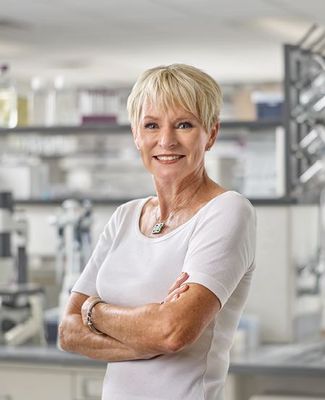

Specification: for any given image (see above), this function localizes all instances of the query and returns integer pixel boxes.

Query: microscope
[0,191,46,346]
[46,199,92,341]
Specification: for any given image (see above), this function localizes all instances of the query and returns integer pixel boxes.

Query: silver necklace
[151,185,202,235]
[152,209,176,234]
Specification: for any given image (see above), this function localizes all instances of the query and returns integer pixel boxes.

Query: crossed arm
[58,272,221,362]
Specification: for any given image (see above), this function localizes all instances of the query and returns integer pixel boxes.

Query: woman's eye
[177,122,193,129]
[144,123,158,129]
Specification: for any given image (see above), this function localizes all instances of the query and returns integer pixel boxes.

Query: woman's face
[133,100,218,184]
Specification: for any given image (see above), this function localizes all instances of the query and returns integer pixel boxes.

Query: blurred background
[1,1,325,399]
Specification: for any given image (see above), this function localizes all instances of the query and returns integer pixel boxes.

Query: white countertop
[1,340,325,376]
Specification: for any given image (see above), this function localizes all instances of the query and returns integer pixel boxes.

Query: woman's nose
[158,126,177,149]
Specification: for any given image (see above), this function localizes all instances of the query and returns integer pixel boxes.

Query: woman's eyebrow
[142,114,196,121]
[142,115,159,120]
[175,115,195,120]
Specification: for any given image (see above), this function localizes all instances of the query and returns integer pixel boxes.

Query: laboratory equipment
[0,64,17,128]
[299,124,325,157]
[318,188,325,332]
[245,204,320,343]
[0,191,46,346]
[0,284,46,346]
[50,199,92,322]
[284,40,325,200]
[0,156,49,199]
[0,191,14,284]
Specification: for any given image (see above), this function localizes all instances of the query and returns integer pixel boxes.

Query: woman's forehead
[141,98,195,119]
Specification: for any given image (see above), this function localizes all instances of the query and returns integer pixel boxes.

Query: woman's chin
[152,170,185,183]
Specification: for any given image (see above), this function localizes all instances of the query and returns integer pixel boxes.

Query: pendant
[152,222,165,234]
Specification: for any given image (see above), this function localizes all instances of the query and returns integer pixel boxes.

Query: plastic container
[251,92,283,121]
[28,77,49,126]
[46,76,79,126]
[0,64,17,128]
[78,87,119,124]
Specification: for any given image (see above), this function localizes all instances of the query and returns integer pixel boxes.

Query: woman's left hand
[80,272,190,324]
[161,272,189,304]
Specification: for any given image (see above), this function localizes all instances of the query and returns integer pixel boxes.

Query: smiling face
[133,100,218,185]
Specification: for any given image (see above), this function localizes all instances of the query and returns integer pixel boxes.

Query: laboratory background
[0,0,325,399]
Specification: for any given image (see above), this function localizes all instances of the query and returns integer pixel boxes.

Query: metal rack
[284,27,325,201]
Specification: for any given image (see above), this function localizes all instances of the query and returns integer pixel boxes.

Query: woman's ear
[206,121,220,150]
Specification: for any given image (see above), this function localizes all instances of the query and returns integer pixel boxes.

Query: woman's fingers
[160,272,189,304]
[163,283,189,303]
[167,272,189,295]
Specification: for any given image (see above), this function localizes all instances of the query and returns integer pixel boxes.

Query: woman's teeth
[156,155,183,161]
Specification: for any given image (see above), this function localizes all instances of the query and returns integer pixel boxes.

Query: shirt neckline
[135,190,238,242]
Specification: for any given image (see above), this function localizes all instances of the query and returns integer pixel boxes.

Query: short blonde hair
[127,64,222,133]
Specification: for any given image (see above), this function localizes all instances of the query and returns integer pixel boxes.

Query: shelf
[14,196,299,207]
[0,120,283,135]
[220,120,283,130]
[0,124,130,135]
[14,197,133,206]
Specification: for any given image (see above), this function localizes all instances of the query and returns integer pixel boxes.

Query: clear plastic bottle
[0,64,17,128]
[28,77,48,126]
[46,76,79,126]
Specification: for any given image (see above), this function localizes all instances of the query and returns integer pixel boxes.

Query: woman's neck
[153,169,213,219]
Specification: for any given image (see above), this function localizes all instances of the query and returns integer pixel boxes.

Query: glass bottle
[0,64,17,128]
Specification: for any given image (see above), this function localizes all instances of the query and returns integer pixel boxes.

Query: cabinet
[73,369,106,400]
[0,363,72,400]
[227,372,325,400]
[0,362,106,400]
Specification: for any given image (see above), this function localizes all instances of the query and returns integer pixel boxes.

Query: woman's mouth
[154,155,185,162]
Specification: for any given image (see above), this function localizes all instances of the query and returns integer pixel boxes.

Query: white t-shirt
[72,190,256,400]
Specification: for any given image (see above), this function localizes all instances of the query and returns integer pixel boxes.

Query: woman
[59,64,256,400]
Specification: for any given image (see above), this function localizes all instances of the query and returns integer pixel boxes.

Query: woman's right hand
[161,272,189,303]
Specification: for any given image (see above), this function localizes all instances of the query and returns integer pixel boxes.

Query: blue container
[252,92,284,121]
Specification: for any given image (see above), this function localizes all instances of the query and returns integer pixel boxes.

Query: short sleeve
[72,208,119,296]
[183,194,256,307]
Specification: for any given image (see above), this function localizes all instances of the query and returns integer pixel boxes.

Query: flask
[0,64,17,128]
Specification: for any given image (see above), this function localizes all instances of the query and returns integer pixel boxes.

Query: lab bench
[228,340,325,399]
[1,341,325,400]
[0,346,106,400]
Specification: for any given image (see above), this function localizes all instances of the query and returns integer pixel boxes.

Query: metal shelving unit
[284,42,325,201]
